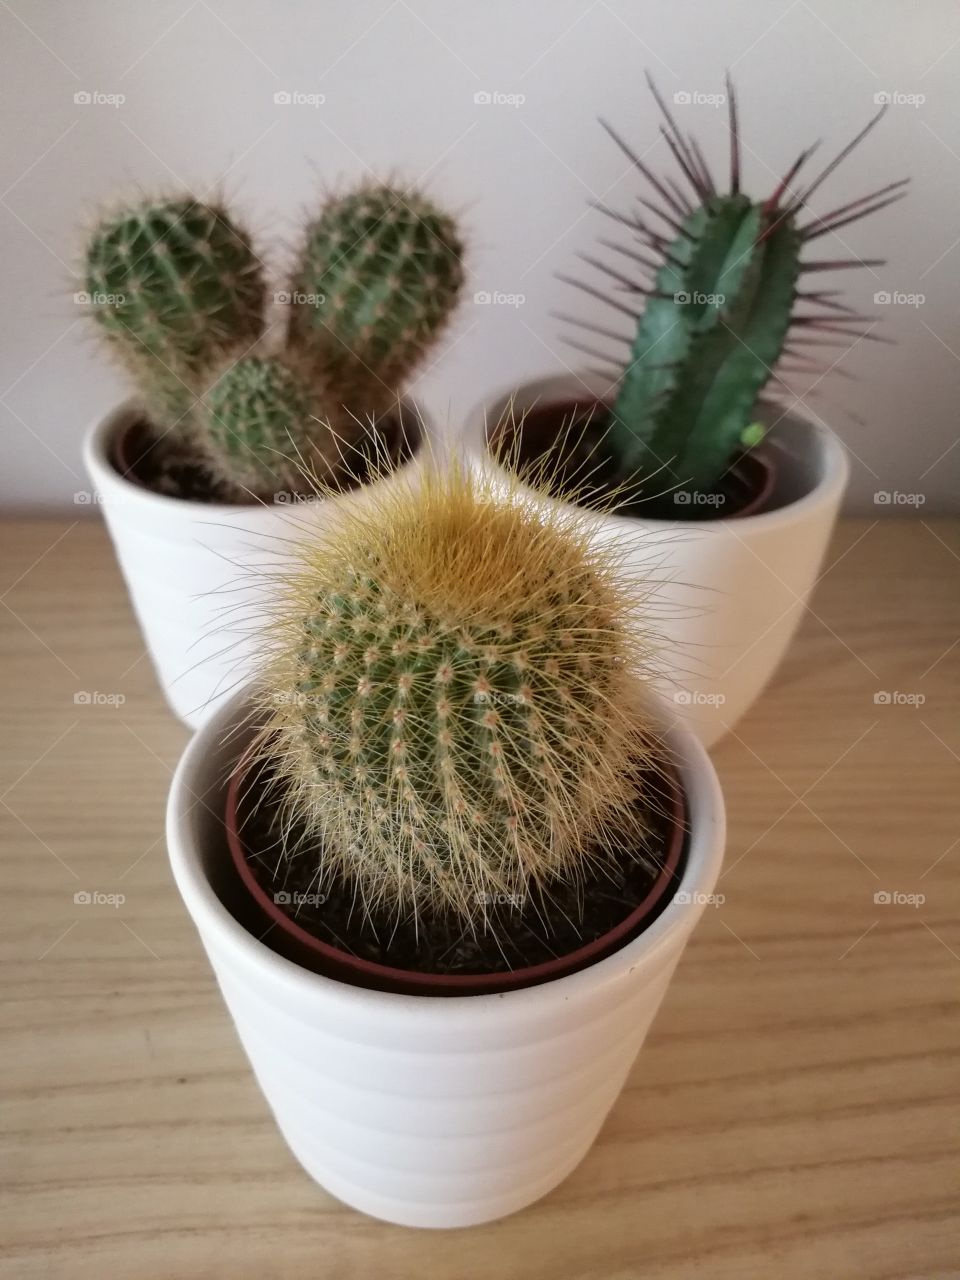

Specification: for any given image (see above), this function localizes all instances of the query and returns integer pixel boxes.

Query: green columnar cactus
[562,77,906,506]
[289,183,465,402]
[199,351,355,499]
[85,197,265,434]
[257,465,658,923]
[609,196,801,493]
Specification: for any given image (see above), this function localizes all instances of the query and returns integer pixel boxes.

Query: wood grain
[1,516,958,1280]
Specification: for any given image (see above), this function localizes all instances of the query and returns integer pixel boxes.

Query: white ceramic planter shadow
[166,688,725,1229]
[464,373,849,747]
[84,401,430,729]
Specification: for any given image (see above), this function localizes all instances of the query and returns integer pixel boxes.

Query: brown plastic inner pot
[223,754,689,997]
[489,399,776,520]
[111,407,419,505]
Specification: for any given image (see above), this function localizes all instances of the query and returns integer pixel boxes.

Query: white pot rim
[84,396,429,520]
[167,687,726,1023]
[464,374,849,534]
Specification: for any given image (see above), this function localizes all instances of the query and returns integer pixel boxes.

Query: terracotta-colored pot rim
[488,396,777,522]
[224,758,687,996]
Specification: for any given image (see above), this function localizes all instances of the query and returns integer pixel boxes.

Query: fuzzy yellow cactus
[255,463,663,924]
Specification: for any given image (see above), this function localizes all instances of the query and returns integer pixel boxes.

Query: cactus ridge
[256,465,662,923]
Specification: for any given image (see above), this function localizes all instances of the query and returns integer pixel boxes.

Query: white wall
[1,0,957,513]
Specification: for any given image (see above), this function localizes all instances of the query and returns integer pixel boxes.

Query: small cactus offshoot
[255,464,661,924]
[557,75,907,507]
[198,350,356,500]
[289,183,465,401]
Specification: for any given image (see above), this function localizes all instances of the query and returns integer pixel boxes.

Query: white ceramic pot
[464,373,849,747]
[84,400,430,729]
[166,687,725,1229]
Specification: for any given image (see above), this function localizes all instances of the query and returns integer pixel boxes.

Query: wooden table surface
[1,516,958,1279]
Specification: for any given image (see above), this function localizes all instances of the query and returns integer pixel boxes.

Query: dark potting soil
[235,762,686,977]
[495,401,770,520]
[115,414,412,505]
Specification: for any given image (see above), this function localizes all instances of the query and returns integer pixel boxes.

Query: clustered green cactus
[84,185,464,500]
[557,76,906,508]
[256,464,660,924]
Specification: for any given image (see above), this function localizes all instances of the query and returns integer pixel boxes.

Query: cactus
[198,350,365,500]
[560,75,907,505]
[82,185,464,501]
[289,182,465,402]
[256,465,660,924]
[85,197,265,435]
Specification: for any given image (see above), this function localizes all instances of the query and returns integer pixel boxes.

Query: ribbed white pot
[84,400,430,729]
[166,688,725,1229]
[464,373,849,747]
